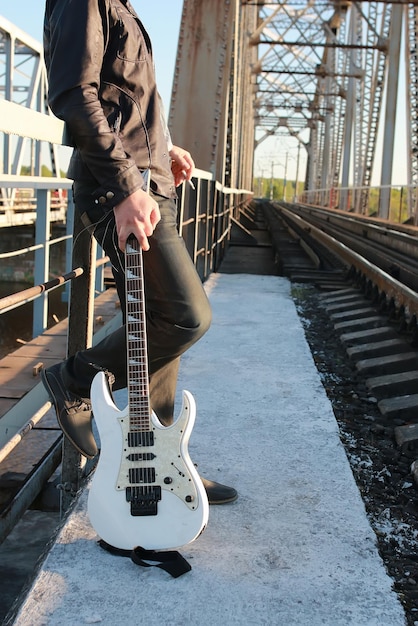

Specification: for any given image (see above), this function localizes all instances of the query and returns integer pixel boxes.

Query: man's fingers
[137,233,150,252]
[118,229,150,252]
[150,204,161,228]
[114,189,160,252]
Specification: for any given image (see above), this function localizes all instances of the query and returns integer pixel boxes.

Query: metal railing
[299,184,418,225]
[0,177,74,337]
[0,99,254,540]
[0,175,252,540]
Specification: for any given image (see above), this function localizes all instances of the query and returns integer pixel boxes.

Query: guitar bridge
[126,486,162,516]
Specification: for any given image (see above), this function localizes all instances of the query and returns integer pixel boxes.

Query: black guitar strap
[98,540,192,578]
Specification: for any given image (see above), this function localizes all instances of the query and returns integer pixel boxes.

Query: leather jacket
[44,0,176,211]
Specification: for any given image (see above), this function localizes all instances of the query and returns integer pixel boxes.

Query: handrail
[0,100,66,144]
[0,97,254,537]
[0,268,84,315]
[0,235,71,259]
[0,177,252,522]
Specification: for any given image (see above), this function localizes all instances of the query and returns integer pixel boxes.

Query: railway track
[261,199,418,624]
[263,199,418,449]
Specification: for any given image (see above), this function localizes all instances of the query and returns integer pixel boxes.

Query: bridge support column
[169,0,257,191]
[169,0,236,183]
[379,3,403,220]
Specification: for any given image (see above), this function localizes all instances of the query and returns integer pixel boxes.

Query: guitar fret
[125,236,151,431]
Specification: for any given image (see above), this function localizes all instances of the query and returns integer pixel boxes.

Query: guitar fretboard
[125,236,151,432]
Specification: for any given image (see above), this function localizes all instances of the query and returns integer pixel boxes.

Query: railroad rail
[262,198,418,452]
[265,201,418,334]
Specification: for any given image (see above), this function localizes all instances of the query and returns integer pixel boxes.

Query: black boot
[201,477,238,504]
[42,362,98,459]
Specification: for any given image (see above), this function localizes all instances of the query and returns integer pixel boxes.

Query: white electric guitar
[87,235,209,551]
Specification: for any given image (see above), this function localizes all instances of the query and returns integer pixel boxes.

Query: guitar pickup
[127,430,154,447]
[129,467,156,484]
[127,452,156,461]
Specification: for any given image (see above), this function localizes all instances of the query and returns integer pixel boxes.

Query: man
[41,0,237,504]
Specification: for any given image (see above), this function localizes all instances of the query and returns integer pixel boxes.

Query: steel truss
[2,3,417,223]
[171,1,413,215]
[0,16,63,202]
[248,1,418,221]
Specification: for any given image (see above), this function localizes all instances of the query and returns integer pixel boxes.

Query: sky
[0,1,183,110]
[0,2,409,186]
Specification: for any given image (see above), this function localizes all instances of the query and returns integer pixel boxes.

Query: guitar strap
[98,539,192,578]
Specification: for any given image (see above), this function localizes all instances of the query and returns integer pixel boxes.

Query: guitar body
[87,372,209,551]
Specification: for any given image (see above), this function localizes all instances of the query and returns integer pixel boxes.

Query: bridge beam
[169,0,256,190]
[169,0,236,184]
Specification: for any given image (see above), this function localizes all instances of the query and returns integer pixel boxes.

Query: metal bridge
[1,3,418,621]
[1,1,418,223]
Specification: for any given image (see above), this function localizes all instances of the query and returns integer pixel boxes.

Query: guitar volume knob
[164,476,173,484]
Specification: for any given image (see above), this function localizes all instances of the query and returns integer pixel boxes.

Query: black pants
[61,182,212,425]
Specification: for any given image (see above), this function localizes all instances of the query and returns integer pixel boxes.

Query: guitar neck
[125,235,151,431]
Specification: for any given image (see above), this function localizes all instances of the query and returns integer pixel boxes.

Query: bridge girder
[169,0,258,190]
[171,1,416,222]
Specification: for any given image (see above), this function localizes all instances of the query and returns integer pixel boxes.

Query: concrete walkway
[13,274,406,626]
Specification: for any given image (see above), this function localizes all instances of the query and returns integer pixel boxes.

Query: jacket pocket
[115,5,149,63]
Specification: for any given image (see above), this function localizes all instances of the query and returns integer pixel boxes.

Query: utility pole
[283,152,289,201]
[295,142,301,201]
[259,169,264,197]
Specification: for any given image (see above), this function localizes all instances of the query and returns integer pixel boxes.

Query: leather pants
[61,183,212,426]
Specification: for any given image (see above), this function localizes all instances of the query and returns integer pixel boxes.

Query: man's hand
[113,188,161,252]
[169,145,195,187]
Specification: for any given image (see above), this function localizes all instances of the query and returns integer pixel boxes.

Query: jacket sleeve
[44,0,145,209]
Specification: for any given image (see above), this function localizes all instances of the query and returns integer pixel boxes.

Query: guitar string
[126,241,151,431]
